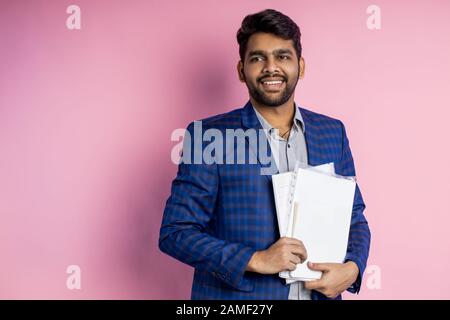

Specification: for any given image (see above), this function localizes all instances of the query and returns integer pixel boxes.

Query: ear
[237,61,245,82]
[299,56,305,80]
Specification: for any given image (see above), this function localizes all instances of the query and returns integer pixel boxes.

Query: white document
[272,163,335,237]
[272,163,335,282]
[272,171,296,238]
[287,168,356,280]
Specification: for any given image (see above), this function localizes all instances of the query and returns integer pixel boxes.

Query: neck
[250,95,296,130]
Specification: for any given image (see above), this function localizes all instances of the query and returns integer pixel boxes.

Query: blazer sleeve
[337,120,371,294]
[158,122,256,292]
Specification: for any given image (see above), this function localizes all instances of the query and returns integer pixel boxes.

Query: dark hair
[236,9,302,62]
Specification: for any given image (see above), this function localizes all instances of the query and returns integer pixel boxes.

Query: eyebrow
[247,49,294,58]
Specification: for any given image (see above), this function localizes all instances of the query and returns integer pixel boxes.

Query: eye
[279,55,290,60]
[250,56,264,62]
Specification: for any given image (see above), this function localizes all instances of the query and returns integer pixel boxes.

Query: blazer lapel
[240,100,278,182]
[299,107,322,167]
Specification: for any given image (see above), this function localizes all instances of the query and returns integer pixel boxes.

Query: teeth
[263,80,283,85]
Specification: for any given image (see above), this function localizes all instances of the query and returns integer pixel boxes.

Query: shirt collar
[252,103,305,134]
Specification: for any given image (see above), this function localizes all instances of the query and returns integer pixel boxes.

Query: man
[159,9,370,300]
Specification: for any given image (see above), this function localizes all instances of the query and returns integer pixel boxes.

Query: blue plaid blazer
[159,100,371,300]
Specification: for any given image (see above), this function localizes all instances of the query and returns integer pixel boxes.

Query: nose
[262,56,280,74]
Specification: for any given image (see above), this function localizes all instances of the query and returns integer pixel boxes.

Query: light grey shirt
[253,104,312,300]
[253,104,307,172]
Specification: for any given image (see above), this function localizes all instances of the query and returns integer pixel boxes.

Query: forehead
[245,32,295,56]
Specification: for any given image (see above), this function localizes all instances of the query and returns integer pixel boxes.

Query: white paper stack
[272,163,356,283]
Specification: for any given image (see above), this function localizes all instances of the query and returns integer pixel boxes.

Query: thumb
[308,262,331,272]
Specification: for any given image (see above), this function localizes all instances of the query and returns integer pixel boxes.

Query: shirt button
[287,144,291,148]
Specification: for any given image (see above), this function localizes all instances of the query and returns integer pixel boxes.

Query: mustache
[258,75,287,82]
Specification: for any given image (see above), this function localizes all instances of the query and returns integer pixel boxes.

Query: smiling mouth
[260,79,285,91]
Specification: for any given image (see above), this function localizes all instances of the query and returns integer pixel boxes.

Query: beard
[243,73,299,107]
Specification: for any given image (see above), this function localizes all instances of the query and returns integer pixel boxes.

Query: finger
[289,241,307,252]
[304,279,323,290]
[290,246,308,262]
[287,262,297,271]
[289,254,301,265]
[281,237,305,247]
[291,252,307,264]
[308,262,332,272]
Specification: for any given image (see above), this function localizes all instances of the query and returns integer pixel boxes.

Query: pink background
[1,0,449,299]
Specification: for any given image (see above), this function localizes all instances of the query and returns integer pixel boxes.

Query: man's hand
[246,237,307,274]
[304,261,359,299]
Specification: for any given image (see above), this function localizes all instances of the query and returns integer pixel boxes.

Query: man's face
[238,32,304,107]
